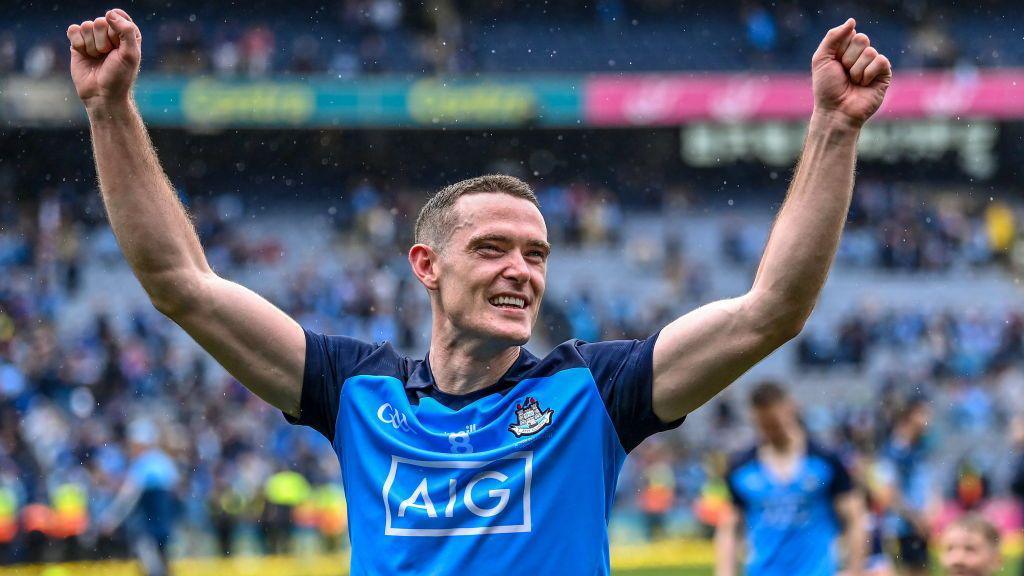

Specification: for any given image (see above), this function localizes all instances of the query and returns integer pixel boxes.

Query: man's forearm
[714,522,739,576]
[750,110,860,329]
[845,514,867,575]
[87,99,212,309]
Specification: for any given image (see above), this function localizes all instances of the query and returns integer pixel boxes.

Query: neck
[764,425,806,454]
[427,330,521,396]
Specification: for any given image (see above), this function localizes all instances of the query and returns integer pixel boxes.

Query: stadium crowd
[2,154,1024,564]
[724,181,1017,273]
[1,0,1010,79]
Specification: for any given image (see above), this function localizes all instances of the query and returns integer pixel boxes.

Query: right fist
[66,9,141,107]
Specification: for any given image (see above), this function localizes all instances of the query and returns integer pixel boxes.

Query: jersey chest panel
[335,367,626,574]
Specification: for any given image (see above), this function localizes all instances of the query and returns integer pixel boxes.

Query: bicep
[652,293,785,421]
[163,272,306,416]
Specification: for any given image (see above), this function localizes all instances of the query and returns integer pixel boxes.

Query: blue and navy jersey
[286,328,684,575]
[725,442,854,576]
[126,449,180,541]
[880,437,932,537]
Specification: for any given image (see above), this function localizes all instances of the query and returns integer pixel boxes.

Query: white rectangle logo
[381,451,533,537]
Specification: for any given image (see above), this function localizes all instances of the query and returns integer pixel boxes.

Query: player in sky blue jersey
[715,383,867,576]
[67,8,892,574]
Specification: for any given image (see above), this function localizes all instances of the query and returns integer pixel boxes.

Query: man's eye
[478,245,503,254]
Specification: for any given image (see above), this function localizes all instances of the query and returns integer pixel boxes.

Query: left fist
[812,18,892,128]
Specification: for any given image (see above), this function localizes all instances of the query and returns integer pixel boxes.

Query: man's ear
[409,243,440,290]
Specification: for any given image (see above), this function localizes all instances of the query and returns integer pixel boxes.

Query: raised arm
[652,19,892,421]
[66,9,305,416]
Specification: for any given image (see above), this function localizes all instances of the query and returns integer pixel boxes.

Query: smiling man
[67,8,891,574]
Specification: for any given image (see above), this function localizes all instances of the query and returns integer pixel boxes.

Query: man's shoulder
[307,329,415,381]
[529,339,592,373]
[542,332,660,378]
[806,439,844,463]
[525,336,650,381]
[726,446,760,476]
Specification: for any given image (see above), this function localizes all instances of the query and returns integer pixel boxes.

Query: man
[939,515,1002,576]
[97,419,180,576]
[715,382,868,576]
[66,9,891,574]
[882,397,939,576]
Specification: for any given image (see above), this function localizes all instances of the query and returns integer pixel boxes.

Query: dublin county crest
[508,397,554,438]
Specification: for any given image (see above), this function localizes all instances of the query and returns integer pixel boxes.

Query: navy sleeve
[724,469,747,511]
[826,452,855,499]
[724,450,755,511]
[577,330,685,453]
[284,328,377,441]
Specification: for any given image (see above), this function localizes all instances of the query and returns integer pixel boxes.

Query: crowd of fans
[723,180,1017,273]
[2,165,1024,564]
[0,0,1007,79]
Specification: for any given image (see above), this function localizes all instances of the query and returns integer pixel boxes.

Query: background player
[881,397,939,576]
[715,382,867,576]
[65,7,891,573]
[96,419,180,576]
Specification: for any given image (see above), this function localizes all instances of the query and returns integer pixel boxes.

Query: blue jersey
[126,449,180,542]
[725,443,853,576]
[285,328,683,574]
[880,436,931,537]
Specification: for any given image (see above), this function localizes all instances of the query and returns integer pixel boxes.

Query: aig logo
[381,452,533,536]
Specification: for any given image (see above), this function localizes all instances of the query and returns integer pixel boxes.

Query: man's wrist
[809,108,864,134]
[85,97,136,123]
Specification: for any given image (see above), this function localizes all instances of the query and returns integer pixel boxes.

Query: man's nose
[503,251,530,282]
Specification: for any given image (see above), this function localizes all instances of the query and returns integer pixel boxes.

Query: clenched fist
[66,9,141,108]
[812,19,892,128]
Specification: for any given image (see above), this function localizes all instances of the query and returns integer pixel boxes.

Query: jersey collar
[406,346,540,397]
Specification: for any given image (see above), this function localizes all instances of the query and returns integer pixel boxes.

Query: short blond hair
[947,514,1000,549]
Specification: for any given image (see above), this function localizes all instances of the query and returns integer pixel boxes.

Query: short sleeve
[724,470,747,511]
[724,450,755,512]
[826,453,855,499]
[577,330,685,453]
[284,328,377,441]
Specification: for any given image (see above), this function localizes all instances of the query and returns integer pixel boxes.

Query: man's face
[752,401,795,446]
[432,193,548,347]
[940,526,1001,576]
[908,404,932,438]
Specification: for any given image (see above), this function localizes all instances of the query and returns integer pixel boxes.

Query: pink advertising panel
[584,70,1024,125]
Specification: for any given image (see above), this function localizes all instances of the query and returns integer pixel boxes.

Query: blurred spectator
[741,2,777,54]
[634,441,677,540]
[241,26,275,78]
[23,42,56,78]
[0,33,16,74]
[906,20,959,69]
[97,420,180,576]
[938,515,1003,576]
[881,397,939,576]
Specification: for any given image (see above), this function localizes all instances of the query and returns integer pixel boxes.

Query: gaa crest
[508,397,554,438]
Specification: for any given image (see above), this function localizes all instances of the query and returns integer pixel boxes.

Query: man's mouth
[489,295,527,309]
